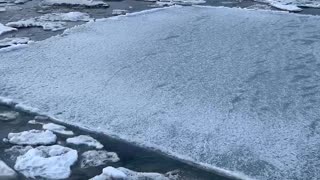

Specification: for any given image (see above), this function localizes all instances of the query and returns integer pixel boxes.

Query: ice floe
[81,150,120,168]
[42,0,109,7]
[0,111,19,121]
[6,12,91,31]
[14,145,78,179]
[5,145,33,161]
[66,135,103,149]
[0,160,17,180]
[27,119,44,125]
[155,0,205,6]
[8,130,57,145]
[0,23,16,35]
[0,37,31,49]
[91,166,173,180]
[43,123,74,136]
[112,9,128,16]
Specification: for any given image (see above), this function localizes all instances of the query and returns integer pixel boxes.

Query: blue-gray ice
[1,6,320,180]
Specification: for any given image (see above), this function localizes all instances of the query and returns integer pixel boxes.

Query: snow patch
[0,23,16,35]
[42,0,109,7]
[67,135,103,149]
[8,130,57,145]
[0,111,19,121]
[81,150,120,168]
[0,160,17,180]
[14,145,78,179]
[43,123,74,136]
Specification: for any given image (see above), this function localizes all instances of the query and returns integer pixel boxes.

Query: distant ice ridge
[255,0,320,11]
[6,12,91,31]
[1,6,320,180]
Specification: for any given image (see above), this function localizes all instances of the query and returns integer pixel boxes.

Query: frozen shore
[1,6,320,180]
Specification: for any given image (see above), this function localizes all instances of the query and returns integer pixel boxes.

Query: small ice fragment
[43,123,74,136]
[27,120,44,125]
[34,115,49,121]
[8,130,57,145]
[0,160,17,180]
[66,135,103,149]
[0,7,6,12]
[90,166,126,180]
[42,0,109,7]
[81,150,120,168]
[14,145,78,179]
[0,111,19,121]
[6,20,66,32]
[112,9,128,16]
[118,167,171,180]
[38,12,91,22]
[0,23,17,35]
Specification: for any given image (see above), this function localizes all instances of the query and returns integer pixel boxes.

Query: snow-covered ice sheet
[8,130,57,145]
[14,145,78,179]
[1,6,320,180]
[0,23,16,35]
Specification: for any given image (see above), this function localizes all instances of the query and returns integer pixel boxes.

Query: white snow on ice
[90,166,127,180]
[0,23,16,35]
[1,6,320,180]
[6,12,91,31]
[14,145,78,179]
[43,123,74,135]
[0,160,17,180]
[66,135,104,149]
[42,0,109,7]
[8,130,57,145]
[255,0,320,11]
[81,150,120,168]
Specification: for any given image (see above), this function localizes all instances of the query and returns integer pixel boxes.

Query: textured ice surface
[0,160,17,180]
[1,6,320,179]
[14,145,78,179]
[0,111,19,121]
[0,23,16,35]
[81,150,120,168]
[8,130,57,145]
[67,135,104,149]
[42,0,109,7]
[43,123,74,135]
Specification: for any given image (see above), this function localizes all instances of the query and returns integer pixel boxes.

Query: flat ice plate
[1,6,320,180]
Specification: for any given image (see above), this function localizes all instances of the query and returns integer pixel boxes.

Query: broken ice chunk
[0,111,19,121]
[43,123,74,136]
[14,145,78,179]
[112,9,128,16]
[0,160,17,180]
[66,135,103,149]
[8,130,57,145]
[42,0,109,7]
[0,23,17,35]
[81,150,120,168]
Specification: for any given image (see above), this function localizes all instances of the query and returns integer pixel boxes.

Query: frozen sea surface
[1,6,320,180]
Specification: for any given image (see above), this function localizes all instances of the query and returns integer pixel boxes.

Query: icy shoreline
[1,6,320,180]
